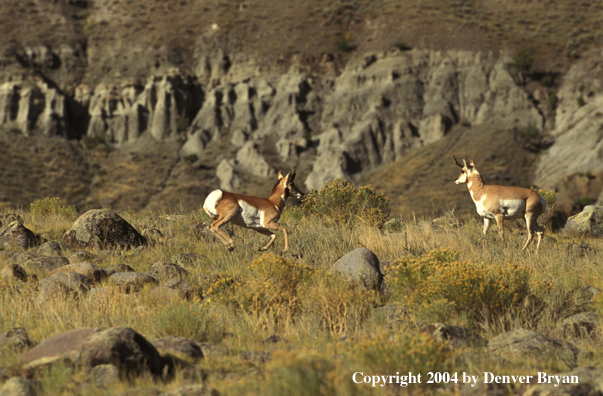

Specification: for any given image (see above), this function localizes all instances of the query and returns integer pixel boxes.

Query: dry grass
[1,196,603,394]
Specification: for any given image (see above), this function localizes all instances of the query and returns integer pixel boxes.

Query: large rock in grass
[330,247,383,290]
[146,262,188,281]
[38,272,90,301]
[0,264,28,282]
[63,209,146,250]
[487,329,577,364]
[109,271,157,292]
[151,336,204,364]
[0,221,37,250]
[20,327,171,379]
[48,262,109,284]
[0,377,40,396]
[36,241,63,257]
[0,327,36,352]
[564,205,603,237]
[23,256,69,272]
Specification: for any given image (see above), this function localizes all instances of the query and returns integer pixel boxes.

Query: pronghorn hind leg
[494,214,505,241]
[254,229,276,251]
[208,211,238,251]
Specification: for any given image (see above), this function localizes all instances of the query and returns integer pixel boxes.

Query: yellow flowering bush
[350,331,453,382]
[386,249,548,322]
[288,178,389,227]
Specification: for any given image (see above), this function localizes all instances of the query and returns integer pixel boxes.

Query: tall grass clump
[288,179,389,227]
[29,197,78,219]
[386,249,549,325]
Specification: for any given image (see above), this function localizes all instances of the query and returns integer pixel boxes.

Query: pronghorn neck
[268,181,288,213]
[467,171,486,200]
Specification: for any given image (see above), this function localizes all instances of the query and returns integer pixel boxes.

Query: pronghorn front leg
[254,229,276,251]
[262,222,289,253]
[482,218,491,236]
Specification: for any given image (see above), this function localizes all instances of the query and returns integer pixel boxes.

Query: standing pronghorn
[203,170,304,252]
[453,156,546,251]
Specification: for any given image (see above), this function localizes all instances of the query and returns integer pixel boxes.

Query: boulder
[0,221,37,250]
[419,323,486,348]
[68,250,96,262]
[38,272,90,301]
[20,327,170,378]
[487,329,577,364]
[23,257,69,272]
[564,205,603,236]
[63,209,146,250]
[0,327,36,352]
[0,377,40,396]
[48,262,109,284]
[109,272,157,292]
[111,263,136,273]
[0,264,28,282]
[36,241,63,257]
[0,213,24,228]
[555,312,601,339]
[90,364,120,389]
[149,277,196,301]
[146,262,188,281]
[330,247,383,290]
[150,336,204,363]
[7,252,38,264]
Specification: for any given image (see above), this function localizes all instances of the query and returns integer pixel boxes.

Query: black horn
[453,156,463,168]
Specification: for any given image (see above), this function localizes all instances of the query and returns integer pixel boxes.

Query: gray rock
[564,205,603,237]
[68,250,96,263]
[36,241,62,257]
[216,158,242,191]
[0,264,28,282]
[419,323,486,348]
[0,214,24,228]
[7,252,37,264]
[146,262,188,281]
[38,272,90,301]
[0,249,16,259]
[0,327,36,352]
[198,343,229,358]
[555,312,601,339]
[487,329,577,364]
[0,377,40,396]
[149,277,196,301]
[109,272,157,292]
[23,256,69,272]
[48,262,108,283]
[0,221,37,250]
[63,209,146,250]
[330,247,383,290]
[21,327,170,379]
[111,263,136,273]
[151,336,204,363]
[90,364,120,388]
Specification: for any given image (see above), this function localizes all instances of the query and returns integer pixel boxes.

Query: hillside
[1,0,603,216]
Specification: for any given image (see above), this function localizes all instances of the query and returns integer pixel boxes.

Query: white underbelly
[474,197,525,219]
[230,200,265,229]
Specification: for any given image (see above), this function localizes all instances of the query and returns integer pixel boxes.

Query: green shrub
[394,41,409,51]
[577,96,586,107]
[386,249,547,323]
[183,154,199,163]
[540,75,554,87]
[291,179,389,227]
[336,35,352,52]
[29,197,78,219]
[516,123,540,139]
[509,49,533,74]
[152,302,224,342]
[548,91,558,109]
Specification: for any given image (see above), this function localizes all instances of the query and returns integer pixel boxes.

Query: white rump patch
[203,189,223,219]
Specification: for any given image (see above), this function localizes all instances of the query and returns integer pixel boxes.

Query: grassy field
[1,184,602,395]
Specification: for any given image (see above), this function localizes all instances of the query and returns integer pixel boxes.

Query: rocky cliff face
[1,41,602,214]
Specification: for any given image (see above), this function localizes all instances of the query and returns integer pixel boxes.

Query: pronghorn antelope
[203,170,304,252]
[453,156,546,251]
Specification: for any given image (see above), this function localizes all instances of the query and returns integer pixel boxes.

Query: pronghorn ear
[288,170,296,182]
[468,159,476,167]
[278,171,284,180]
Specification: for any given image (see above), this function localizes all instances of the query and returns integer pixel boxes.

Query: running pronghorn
[203,170,304,252]
[453,156,546,251]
